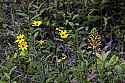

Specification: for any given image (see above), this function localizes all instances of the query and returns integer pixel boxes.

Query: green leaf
[31,28,41,36]
[76,27,85,31]
[16,12,28,17]
[13,53,17,59]
[46,77,54,83]
[20,49,28,56]
[9,66,17,75]
[31,14,41,20]
[72,14,79,20]
[4,72,10,80]
[68,22,74,27]
[120,63,125,70]
[103,51,111,61]
[108,55,119,66]
[32,4,39,9]
[12,81,17,83]
[115,65,123,73]
[0,80,7,83]
[96,51,111,61]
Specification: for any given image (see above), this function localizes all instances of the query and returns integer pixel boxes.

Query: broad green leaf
[108,55,119,66]
[103,51,111,61]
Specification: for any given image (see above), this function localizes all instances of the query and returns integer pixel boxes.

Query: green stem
[93,48,98,82]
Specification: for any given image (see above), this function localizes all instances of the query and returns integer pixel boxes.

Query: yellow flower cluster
[16,34,28,50]
[31,20,48,26]
[31,21,42,27]
[56,27,69,39]
[31,21,69,40]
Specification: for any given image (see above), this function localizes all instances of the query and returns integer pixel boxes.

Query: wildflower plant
[18,41,28,50]
[1,0,125,83]
[88,27,101,82]
[16,34,25,43]
[88,27,101,49]
[59,30,69,39]
[16,33,28,56]
[56,27,69,39]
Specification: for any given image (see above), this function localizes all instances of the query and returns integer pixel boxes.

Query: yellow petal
[32,21,42,27]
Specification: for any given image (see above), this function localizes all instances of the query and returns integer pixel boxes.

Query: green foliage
[0,0,125,83]
[96,51,125,82]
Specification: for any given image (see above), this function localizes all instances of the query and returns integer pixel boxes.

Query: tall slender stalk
[93,48,98,82]
[88,27,101,82]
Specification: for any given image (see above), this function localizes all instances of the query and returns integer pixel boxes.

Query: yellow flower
[59,30,69,39]
[18,41,28,50]
[16,34,25,43]
[31,21,42,27]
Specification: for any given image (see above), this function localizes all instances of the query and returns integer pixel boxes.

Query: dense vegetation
[0,0,125,83]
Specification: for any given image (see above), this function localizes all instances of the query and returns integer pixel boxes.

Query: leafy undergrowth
[0,0,125,83]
